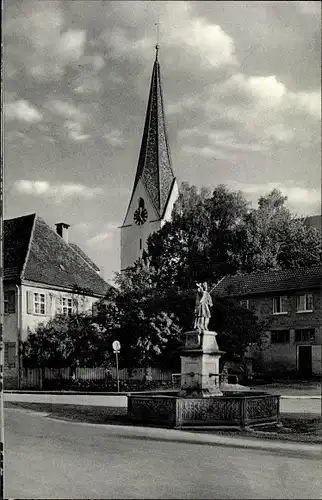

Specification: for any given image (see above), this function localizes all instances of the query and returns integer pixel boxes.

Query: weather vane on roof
[155,20,160,57]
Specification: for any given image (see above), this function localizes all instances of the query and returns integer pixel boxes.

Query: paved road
[5,408,321,499]
[4,392,321,414]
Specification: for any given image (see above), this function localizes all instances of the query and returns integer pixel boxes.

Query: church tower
[120,46,178,270]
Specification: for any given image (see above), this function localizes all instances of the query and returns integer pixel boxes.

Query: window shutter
[45,294,52,316]
[73,298,79,314]
[26,291,33,314]
[55,296,62,315]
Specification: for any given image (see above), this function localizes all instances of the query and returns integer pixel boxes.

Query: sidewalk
[248,382,321,398]
[4,391,321,414]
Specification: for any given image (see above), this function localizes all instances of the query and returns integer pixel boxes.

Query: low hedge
[42,378,174,392]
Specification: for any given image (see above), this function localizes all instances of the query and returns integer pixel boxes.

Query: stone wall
[248,288,321,376]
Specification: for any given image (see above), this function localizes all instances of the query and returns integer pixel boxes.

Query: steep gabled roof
[69,243,100,273]
[4,214,110,297]
[124,48,176,222]
[213,266,321,298]
[4,213,36,281]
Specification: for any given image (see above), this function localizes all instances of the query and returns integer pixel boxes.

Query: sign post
[0,60,5,499]
[112,341,121,393]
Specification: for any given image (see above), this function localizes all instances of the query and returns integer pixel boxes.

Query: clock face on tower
[134,207,148,225]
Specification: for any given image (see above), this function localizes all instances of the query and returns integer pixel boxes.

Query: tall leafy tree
[147,183,250,289]
[237,188,321,272]
[21,314,112,368]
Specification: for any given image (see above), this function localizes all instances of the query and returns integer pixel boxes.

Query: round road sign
[112,340,121,352]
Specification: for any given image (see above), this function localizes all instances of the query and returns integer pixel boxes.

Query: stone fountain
[128,283,281,429]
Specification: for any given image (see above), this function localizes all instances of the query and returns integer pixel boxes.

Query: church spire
[126,45,175,220]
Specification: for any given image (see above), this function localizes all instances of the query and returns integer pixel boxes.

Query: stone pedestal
[180,330,225,397]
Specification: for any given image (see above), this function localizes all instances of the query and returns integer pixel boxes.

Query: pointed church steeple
[126,45,176,220]
[120,46,178,271]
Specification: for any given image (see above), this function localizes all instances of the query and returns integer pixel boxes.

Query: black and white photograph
[1,1,321,498]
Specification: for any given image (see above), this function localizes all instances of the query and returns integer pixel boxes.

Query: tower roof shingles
[124,51,175,222]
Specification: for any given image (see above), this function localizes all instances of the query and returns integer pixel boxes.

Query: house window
[239,299,249,309]
[62,298,73,316]
[4,342,16,368]
[4,291,15,314]
[273,296,287,314]
[139,238,142,250]
[295,328,315,342]
[271,330,290,344]
[296,294,313,312]
[34,293,46,315]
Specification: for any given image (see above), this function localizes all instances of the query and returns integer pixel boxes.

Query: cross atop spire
[155,21,160,60]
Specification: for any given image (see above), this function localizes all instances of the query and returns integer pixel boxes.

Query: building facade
[4,214,110,388]
[120,46,178,270]
[214,266,321,378]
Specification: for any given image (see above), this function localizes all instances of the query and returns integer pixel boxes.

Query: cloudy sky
[4,0,321,283]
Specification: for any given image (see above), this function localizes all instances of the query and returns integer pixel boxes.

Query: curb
[281,395,321,399]
[4,391,321,399]
[38,413,322,459]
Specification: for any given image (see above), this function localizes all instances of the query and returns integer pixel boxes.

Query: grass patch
[5,401,321,444]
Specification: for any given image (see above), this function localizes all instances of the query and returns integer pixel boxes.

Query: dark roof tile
[4,214,110,296]
[69,243,100,272]
[213,266,321,297]
[4,213,36,281]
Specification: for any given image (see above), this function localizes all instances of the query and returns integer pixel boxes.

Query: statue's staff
[208,276,225,295]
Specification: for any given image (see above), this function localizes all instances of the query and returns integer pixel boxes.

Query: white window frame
[62,297,73,317]
[239,299,249,309]
[296,294,313,313]
[273,296,287,315]
[34,293,46,315]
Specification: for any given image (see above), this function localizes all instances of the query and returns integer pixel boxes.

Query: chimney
[55,222,70,243]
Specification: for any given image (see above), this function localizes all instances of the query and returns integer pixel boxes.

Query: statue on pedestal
[193,282,213,333]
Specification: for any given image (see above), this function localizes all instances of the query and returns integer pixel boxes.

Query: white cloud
[14,180,103,203]
[73,54,105,94]
[166,96,200,115]
[103,129,124,146]
[181,145,231,160]
[64,121,91,142]
[180,127,268,153]
[200,73,321,145]
[46,100,88,122]
[4,4,86,81]
[74,78,102,94]
[59,30,86,64]
[5,100,43,123]
[228,181,321,215]
[102,2,236,69]
[87,224,119,248]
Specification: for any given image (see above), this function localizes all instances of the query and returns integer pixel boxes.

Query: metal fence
[20,366,173,389]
